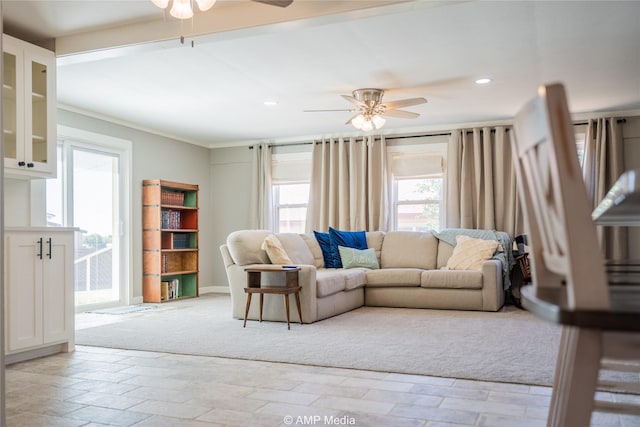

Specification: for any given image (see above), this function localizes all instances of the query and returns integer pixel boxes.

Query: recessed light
[263,100,278,107]
[475,77,492,85]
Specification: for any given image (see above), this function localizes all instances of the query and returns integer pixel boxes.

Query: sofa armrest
[223,261,318,323]
[481,259,504,311]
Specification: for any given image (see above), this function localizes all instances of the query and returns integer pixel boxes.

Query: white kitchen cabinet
[3,34,56,178]
[4,228,75,360]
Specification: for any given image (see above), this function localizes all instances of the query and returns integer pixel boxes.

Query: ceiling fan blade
[304,109,356,113]
[383,109,420,119]
[252,0,294,7]
[382,97,428,110]
[341,95,367,108]
[345,113,362,125]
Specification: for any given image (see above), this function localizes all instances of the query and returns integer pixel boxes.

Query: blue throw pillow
[328,227,368,268]
[313,230,342,268]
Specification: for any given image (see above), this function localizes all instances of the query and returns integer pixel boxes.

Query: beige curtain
[582,118,627,259]
[249,143,273,229]
[306,136,388,232]
[446,126,523,237]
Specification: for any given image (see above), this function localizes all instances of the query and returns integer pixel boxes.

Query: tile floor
[5,345,640,427]
[4,308,640,426]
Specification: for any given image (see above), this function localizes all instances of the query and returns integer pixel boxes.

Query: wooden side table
[243,266,302,330]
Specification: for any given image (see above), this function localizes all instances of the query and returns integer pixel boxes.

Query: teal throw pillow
[338,246,379,269]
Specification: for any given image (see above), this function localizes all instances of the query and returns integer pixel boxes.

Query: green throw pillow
[338,246,379,269]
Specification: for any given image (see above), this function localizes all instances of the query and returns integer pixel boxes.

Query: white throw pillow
[442,235,499,271]
[261,234,293,265]
[277,233,315,265]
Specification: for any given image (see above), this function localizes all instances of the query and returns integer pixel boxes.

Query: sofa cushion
[343,269,367,291]
[261,234,293,264]
[436,240,454,269]
[366,231,385,266]
[443,235,498,271]
[300,234,325,268]
[421,270,483,289]
[338,246,379,269]
[277,233,315,265]
[315,270,345,297]
[365,268,423,287]
[380,231,438,270]
[227,230,271,265]
[315,269,367,297]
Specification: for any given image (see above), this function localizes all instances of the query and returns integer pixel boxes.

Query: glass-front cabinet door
[3,41,23,168]
[3,34,56,178]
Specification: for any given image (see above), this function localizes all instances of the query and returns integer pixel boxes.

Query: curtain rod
[249,134,444,149]
[248,118,628,149]
[573,118,627,126]
[249,142,314,149]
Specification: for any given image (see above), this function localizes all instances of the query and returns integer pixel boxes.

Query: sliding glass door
[47,130,130,310]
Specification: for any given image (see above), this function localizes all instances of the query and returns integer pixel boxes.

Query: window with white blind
[271,147,312,233]
[387,137,448,232]
[574,124,586,167]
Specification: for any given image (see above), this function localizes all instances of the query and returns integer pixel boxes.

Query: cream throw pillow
[261,234,293,265]
[442,235,499,271]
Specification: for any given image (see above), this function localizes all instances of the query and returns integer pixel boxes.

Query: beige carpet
[76,293,566,386]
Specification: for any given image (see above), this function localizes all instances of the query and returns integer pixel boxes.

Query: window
[387,136,448,232]
[273,183,309,233]
[271,148,312,233]
[575,129,586,167]
[395,176,443,232]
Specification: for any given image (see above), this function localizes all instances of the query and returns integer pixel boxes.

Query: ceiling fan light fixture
[170,0,193,19]
[372,115,386,129]
[360,119,374,132]
[351,114,366,130]
[351,113,386,131]
[152,0,170,8]
[195,0,217,11]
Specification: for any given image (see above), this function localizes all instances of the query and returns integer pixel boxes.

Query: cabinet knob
[27,163,34,168]
[18,161,26,167]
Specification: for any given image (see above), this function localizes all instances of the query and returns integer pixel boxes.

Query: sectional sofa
[219,229,512,324]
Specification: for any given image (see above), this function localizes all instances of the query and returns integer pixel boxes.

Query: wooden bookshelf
[143,179,199,302]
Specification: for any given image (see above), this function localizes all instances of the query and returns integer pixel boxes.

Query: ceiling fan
[305,88,428,131]
[253,0,294,6]
[152,0,293,21]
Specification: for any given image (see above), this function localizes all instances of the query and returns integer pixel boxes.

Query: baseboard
[130,289,226,305]
[5,343,68,365]
[200,286,229,294]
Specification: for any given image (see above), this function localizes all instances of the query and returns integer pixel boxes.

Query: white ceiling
[3,0,640,148]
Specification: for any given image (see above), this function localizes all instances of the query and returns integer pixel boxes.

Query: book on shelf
[172,233,190,249]
[161,281,170,301]
[161,209,181,229]
[168,278,180,299]
[161,254,168,273]
[161,190,185,206]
